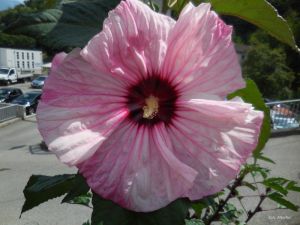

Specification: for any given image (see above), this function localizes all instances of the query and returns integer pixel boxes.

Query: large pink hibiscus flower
[37,0,263,212]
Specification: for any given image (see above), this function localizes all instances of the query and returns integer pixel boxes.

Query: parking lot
[0,115,299,224]
[0,117,91,225]
[1,80,300,225]
[1,80,40,93]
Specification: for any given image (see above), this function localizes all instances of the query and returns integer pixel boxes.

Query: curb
[1,116,299,138]
[0,118,21,128]
[24,114,37,120]
[0,114,36,128]
[271,128,300,138]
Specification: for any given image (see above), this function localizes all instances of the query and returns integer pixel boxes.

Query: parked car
[270,110,300,129]
[0,87,23,103]
[0,48,43,84]
[31,75,47,88]
[11,91,42,115]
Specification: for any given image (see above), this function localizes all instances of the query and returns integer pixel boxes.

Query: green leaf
[255,153,275,164]
[241,181,257,191]
[263,181,288,196]
[236,222,246,225]
[21,174,76,215]
[5,0,121,50]
[221,203,243,223]
[147,0,160,12]
[168,0,188,17]
[185,219,205,225]
[268,192,299,211]
[82,221,91,225]
[168,0,178,8]
[70,192,92,207]
[201,195,219,212]
[286,181,300,192]
[191,201,207,217]
[92,193,190,225]
[264,177,289,185]
[208,0,299,51]
[227,79,271,156]
[191,193,223,218]
[244,164,270,178]
[62,174,90,203]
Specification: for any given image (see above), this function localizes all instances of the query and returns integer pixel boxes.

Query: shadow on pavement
[9,145,27,150]
[29,143,52,155]
[0,168,11,172]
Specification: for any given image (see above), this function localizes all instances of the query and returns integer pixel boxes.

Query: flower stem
[239,194,262,198]
[205,172,246,225]
[237,197,249,217]
[251,171,261,195]
[245,194,266,223]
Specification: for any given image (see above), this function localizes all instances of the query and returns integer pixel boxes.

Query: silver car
[31,76,47,88]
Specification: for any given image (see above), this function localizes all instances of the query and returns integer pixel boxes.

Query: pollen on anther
[143,95,159,119]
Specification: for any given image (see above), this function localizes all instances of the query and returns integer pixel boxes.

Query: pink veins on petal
[37,0,264,212]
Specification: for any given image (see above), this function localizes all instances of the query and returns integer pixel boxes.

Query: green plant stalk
[245,194,266,223]
[237,197,249,217]
[205,171,246,225]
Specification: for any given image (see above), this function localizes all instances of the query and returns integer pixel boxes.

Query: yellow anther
[143,95,159,119]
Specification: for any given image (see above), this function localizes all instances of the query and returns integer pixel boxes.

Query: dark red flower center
[126,76,178,126]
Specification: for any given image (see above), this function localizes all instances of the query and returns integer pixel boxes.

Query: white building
[0,48,43,74]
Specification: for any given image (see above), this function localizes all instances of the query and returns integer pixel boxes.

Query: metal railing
[266,99,300,130]
[1,99,300,130]
[0,103,25,122]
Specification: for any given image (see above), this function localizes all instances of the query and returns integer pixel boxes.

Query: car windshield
[35,77,46,81]
[0,89,9,95]
[0,69,9,74]
[15,93,39,101]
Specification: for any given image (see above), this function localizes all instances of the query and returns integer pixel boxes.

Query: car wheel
[28,107,35,115]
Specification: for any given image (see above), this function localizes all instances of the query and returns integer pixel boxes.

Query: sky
[0,0,24,11]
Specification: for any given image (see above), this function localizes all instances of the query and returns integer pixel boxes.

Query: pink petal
[37,49,129,166]
[162,3,244,98]
[51,52,67,71]
[168,98,263,199]
[81,0,175,82]
[78,121,197,212]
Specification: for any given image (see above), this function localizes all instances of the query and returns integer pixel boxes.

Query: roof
[0,47,42,52]
[43,63,52,68]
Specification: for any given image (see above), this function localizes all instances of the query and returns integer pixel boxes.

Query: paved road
[0,117,91,225]
[247,134,300,225]
[0,118,299,225]
[0,80,40,93]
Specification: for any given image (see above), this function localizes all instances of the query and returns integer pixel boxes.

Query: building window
[22,61,25,68]
[27,52,29,60]
[32,62,34,68]
[32,53,34,60]
[22,52,24,60]
[17,61,20,68]
[16,52,19,60]
[27,62,30,68]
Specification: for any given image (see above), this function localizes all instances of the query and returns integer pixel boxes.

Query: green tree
[223,0,300,98]
[0,32,36,49]
[243,41,295,99]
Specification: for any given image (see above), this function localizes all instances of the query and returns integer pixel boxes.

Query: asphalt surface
[0,117,91,225]
[242,135,300,225]
[0,117,299,225]
[1,80,40,93]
